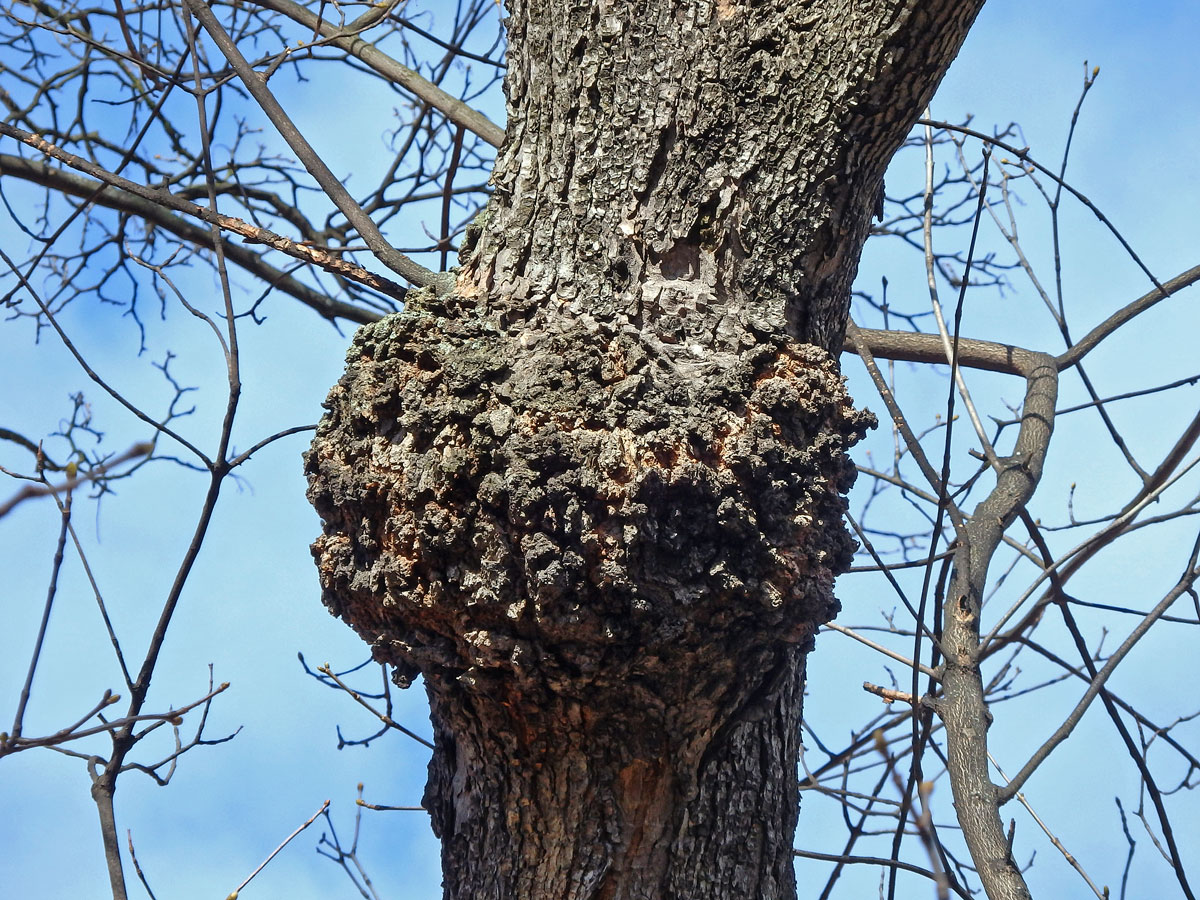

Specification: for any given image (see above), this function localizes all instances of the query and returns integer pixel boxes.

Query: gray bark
[306,2,985,897]
[938,353,1056,900]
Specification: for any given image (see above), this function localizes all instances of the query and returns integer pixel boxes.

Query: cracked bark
[306,2,983,897]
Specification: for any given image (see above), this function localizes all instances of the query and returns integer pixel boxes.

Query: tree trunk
[306,2,983,897]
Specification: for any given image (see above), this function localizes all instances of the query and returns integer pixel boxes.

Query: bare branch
[0,141,407,313]
[998,547,1200,803]
[181,0,448,291]
[1057,263,1200,369]
[0,442,153,519]
[227,799,332,899]
[315,663,435,750]
[243,0,506,148]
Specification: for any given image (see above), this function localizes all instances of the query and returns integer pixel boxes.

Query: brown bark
[309,309,868,898]
[307,2,984,898]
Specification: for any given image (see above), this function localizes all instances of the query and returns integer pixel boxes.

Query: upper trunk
[306,2,983,898]
[457,0,984,351]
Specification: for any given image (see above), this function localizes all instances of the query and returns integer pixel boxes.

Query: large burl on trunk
[306,2,982,898]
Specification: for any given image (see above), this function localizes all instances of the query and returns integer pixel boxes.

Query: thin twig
[317,664,435,749]
[0,443,153,519]
[227,800,331,899]
[824,623,940,679]
[989,754,1107,899]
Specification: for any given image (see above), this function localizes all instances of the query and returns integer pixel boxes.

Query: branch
[1057,263,1200,369]
[227,799,331,900]
[989,754,1107,899]
[0,442,154,520]
[844,325,1048,377]
[0,143,400,319]
[845,258,1200,379]
[997,554,1200,803]
[792,848,972,900]
[932,344,1058,900]
[9,490,72,743]
[242,0,506,148]
[824,622,940,679]
[1,683,230,755]
[182,0,448,291]
[983,441,1200,653]
[316,663,435,750]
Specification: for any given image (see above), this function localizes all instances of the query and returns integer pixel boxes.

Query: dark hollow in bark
[307,1,983,897]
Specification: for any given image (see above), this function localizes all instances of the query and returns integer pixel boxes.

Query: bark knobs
[306,304,871,897]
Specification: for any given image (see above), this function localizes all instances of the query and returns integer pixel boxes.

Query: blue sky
[2,2,1199,898]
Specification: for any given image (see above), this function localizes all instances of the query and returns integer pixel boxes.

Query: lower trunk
[425,653,807,899]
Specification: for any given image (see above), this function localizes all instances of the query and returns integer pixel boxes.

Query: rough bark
[454,0,984,353]
[306,2,983,898]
